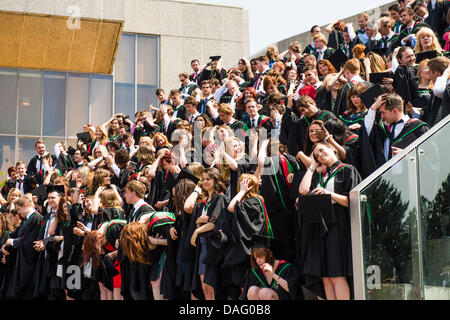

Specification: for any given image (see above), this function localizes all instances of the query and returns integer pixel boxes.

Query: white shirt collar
[400,114,410,124]
[386,31,394,39]
[227,118,236,125]
[350,75,364,83]
[133,198,146,213]
[26,210,35,220]
[250,114,260,122]
[189,111,200,119]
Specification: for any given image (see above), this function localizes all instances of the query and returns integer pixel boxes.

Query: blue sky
[191,0,394,54]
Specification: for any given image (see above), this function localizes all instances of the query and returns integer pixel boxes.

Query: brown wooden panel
[20,14,51,69]
[0,13,24,67]
[91,22,122,74]
[0,11,123,74]
[45,17,75,71]
[68,20,101,73]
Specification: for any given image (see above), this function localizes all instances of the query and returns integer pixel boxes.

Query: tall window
[115,33,160,116]
[0,33,159,178]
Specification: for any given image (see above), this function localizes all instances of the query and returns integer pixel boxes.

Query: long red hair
[236,87,258,110]
[81,230,102,269]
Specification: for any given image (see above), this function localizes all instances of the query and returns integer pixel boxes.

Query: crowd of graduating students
[0,0,449,301]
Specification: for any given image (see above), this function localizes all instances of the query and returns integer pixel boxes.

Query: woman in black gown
[183,167,228,300]
[298,141,361,300]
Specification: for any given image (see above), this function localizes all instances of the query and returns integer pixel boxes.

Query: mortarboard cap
[415,50,438,64]
[299,194,334,224]
[328,49,349,70]
[359,83,385,107]
[175,168,200,185]
[251,234,277,250]
[31,184,48,206]
[46,184,65,196]
[367,47,388,57]
[369,71,393,84]
[165,168,200,191]
[210,56,221,62]
[76,132,92,144]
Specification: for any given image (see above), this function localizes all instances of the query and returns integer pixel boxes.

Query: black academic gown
[27,154,57,185]
[0,231,10,299]
[259,154,300,262]
[4,176,36,196]
[287,109,337,156]
[32,210,65,300]
[148,169,171,207]
[6,211,43,300]
[422,83,450,127]
[338,110,368,128]
[160,200,187,300]
[199,68,227,84]
[279,108,299,147]
[110,167,131,191]
[59,204,86,300]
[98,207,125,222]
[120,202,155,300]
[100,220,127,292]
[183,193,228,297]
[359,115,430,179]
[143,211,174,283]
[409,78,433,111]
[241,260,301,300]
[297,161,361,299]
[215,197,267,290]
[227,156,255,200]
[55,153,76,174]
[173,209,194,299]
[393,65,417,104]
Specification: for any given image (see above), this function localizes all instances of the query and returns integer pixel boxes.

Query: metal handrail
[350,114,450,300]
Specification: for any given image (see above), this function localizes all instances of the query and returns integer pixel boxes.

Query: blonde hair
[415,27,444,54]
[323,73,343,91]
[187,162,205,179]
[366,52,387,73]
[313,34,328,46]
[7,188,22,204]
[95,126,108,145]
[99,188,122,209]
[13,196,34,209]
[125,180,146,199]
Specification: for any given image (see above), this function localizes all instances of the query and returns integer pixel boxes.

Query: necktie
[18,179,23,190]
[45,212,56,238]
[251,119,256,128]
[383,37,388,48]
[202,99,208,114]
[38,156,42,174]
[254,74,261,89]
[388,120,403,159]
